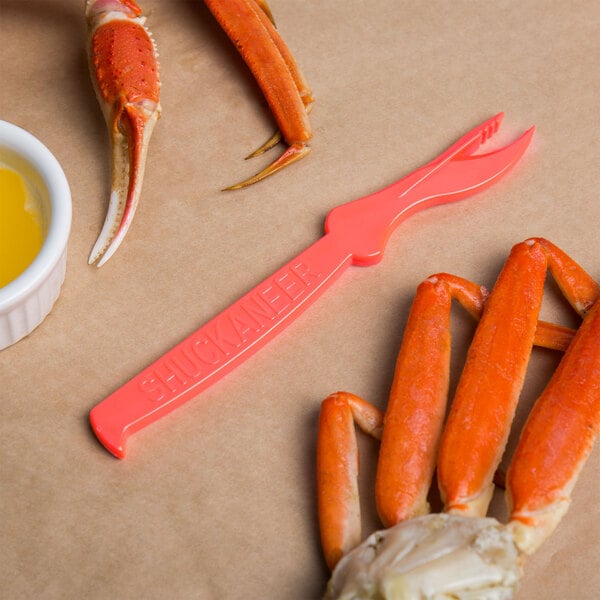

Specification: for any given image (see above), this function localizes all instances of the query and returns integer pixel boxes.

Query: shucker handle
[90,233,355,458]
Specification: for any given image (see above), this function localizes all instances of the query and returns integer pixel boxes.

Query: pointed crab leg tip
[243,96,314,160]
[244,130,282,159]
[223,143,311,191]
[88,243,105,266]
[95,250,114,268]
[88,183,141,265]
[95,236,126,267]
[87,239,111,267]
[87,226,129,267]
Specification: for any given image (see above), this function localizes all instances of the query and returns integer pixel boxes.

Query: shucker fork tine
[397,122,535,206]
[426,113,506,171]
[387,113,531,203]
[445,125,535,197]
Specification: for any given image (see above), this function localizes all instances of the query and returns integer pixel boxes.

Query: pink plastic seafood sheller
[90,113,534,458]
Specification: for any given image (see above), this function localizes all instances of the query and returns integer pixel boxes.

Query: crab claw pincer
[86,0,161,266]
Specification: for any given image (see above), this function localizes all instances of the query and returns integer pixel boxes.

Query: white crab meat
[325,514,522,600]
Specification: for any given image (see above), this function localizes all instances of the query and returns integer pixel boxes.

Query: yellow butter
[0,167,44,287]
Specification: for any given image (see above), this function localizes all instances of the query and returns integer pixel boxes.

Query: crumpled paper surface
[1,1,599,598]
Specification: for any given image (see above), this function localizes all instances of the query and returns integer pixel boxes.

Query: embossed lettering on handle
[90,234,354,458]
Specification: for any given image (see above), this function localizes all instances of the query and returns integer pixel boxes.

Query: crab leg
[243,0,314,159]
[203,0,313,189]
[317,392,384,571]
[316,270,573,569]
[375,275,487,530]
[86,0,161,266]
[436,242,548,517]
[506,240,600,555]
[437,238,599,518]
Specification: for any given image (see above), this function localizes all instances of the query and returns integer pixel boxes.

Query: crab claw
[86,0,161,266]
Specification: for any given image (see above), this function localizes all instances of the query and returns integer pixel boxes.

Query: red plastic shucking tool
[90,113,534,458]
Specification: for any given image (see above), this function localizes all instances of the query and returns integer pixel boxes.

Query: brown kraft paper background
[1,1,599,598]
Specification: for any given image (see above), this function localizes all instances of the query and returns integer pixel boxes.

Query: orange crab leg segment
[86,0,161,266]
[506,241,600,555]
[317,392,383,570]
[437,241,549,517]
[203,0,313,189]
[375,275,487,528]
[533,320,575,351]
[241,1,314,159]
[437,238,599,518]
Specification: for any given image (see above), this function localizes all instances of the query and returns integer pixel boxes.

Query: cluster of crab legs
[85,0,312,266]
[317,238,600,598]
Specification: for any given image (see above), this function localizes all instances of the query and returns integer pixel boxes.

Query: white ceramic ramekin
[0,120,72,351]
